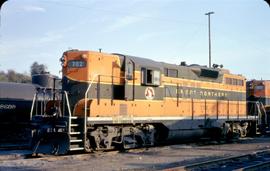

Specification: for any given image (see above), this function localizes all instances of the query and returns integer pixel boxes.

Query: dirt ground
[0,137,270,171]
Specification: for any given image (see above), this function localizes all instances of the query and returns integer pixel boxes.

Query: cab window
[141,68,160,86]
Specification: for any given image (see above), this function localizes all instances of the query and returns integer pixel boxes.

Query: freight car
[31,50,261,155]
[0,73,60,145]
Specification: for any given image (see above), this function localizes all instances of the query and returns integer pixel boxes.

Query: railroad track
[24,147,133,160]
[1,141,270,171]
[165,149,270,171]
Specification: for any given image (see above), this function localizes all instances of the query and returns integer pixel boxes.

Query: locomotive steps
[69,117,85,151]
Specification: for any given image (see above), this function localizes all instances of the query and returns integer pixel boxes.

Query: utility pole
[205,11,214,68]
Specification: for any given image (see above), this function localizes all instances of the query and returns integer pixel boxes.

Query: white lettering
[0,104,16,110]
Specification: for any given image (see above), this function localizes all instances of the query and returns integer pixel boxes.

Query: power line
[39,0,204,26]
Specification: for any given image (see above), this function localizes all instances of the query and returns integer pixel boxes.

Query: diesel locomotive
[31,50,263,155]
[247,80,270,127]
[247,80,270,107]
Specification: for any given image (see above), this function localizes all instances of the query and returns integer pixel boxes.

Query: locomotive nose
[61,51,90,83]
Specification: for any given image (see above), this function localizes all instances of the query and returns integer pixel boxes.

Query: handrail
[81,74,131,81]
[97,74,137,80]
[164,81,250,120]
[256,101,262,125]
[83,74,99,147]
[30,93,37,120]
[254,101,267,126]
[64,91,72,117]
[260,102,267,124]
[64,91,72,134]
[84,74,99,119]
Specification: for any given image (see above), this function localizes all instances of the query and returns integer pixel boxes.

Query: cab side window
[141,68,160,86]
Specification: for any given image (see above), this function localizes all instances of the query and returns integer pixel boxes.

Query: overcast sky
[0,0,269,80]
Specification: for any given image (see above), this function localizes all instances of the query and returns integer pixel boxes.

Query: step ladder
[68,116,85,151]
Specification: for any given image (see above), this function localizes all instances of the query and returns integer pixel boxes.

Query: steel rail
[164,149,270,171]
[235,160,270,171]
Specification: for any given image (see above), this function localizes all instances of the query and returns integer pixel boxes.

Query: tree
[7,69,17,82]
[30,62,47,76]
[0,61,47,83]
[0,70,31,83]
[18,72,32,83]
[0,71,8,82]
